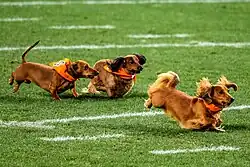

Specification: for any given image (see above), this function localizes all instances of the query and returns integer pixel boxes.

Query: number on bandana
[53,60,66,67]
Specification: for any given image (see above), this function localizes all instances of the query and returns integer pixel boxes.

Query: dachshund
[9,41,99,100]
[87,54,146,97]
[144,71,238,131]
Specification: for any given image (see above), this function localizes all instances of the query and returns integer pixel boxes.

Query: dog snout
[230,97,235,104]
[137,66,143,71]
[93,70,99,76]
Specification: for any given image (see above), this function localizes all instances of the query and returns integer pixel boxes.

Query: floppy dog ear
[110,57,125,71]
[226,83,238,91]
[134,53,146,65]
[217,76,238,91]
[71,62,79,72]
[208,86,215,98]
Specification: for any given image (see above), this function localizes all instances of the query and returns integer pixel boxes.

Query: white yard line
[0,17,40,22]
[0,120,53,129]
[1,42,250,51]
[41,133,124,141]
[0,105,249,129]
[49,25,115,30]
[37,111,163,124]
[1,0,250,6]
[128,34,191,39]
[150,146,240,155]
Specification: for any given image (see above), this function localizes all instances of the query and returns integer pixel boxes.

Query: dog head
[68,60,99,79]
[196,76,238,108]
[109,54,146,74]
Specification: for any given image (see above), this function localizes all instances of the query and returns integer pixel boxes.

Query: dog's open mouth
[129,69,141,75]
[87,75,96,79]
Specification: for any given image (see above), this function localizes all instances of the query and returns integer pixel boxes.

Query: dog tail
[22,40,40,63]
[151,71,180,89]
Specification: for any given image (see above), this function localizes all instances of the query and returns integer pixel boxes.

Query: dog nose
[230,98,235,103]
[94,71,99,75]
[137,66,143,71]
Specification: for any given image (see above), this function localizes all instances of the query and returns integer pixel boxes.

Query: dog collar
[50,58,76,82]
[104,65,136,81]
[204,102,222,113]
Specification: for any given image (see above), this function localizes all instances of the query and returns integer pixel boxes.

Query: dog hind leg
[9,72,14,85]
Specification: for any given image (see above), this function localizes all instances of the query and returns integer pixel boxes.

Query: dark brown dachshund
[144,71,237,131]
[9,41,98,100]
[87,54,146,97]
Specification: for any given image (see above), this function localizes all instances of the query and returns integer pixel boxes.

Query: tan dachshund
[9,41,98,100]
[87,54,146,97]
[144,71,237,131]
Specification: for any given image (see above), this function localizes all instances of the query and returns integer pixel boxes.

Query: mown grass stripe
[0,105,249,129]
[150,146,240,155]
[127,34,192,38]
[0,17,40,22]
[1,42,250,51]
[1,0,250,6]
[41,134,125,141]
[49,25,115,30]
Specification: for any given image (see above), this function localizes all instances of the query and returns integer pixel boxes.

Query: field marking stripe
[2,42,250,51]
[0,120,54,129]
[0,17,40,22]
[41,134,124,141]
[0,105,249,129]
[128,34,192,38]
[35,105,250,124]
[37,111,163,124]
[150,146,240,154]
[49,25,115,29]
[1,0,250,6]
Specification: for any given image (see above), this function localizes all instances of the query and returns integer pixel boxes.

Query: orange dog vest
[204,102,222,113]
[104,65,136,81]
[50,58,76,82]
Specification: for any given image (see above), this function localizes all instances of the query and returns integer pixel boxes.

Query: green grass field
[1,1,250,166]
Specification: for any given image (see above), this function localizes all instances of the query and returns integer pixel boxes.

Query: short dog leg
[71,82,79,97]
[9,72,14,85]
[13,81,23,93]
[24,80,31,84]
[50,87,61,100]
[144,98,152,109]
[87,82,100,94]
[106,88,115,97]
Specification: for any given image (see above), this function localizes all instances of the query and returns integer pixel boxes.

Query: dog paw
[73,92,79,98]
[214,127,225,132]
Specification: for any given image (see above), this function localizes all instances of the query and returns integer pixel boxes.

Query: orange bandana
[50,58,76,82]
[204,102,222,113]
[104,65,136,81]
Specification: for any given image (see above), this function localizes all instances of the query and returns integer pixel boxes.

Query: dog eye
[84,66,88,70]
[130,60,134,64]
[219,90,224,94]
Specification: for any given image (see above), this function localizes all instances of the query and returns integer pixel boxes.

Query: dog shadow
[223,124,250,131]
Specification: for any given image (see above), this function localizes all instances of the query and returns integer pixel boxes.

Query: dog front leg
[87,82,100,94]
[71,82,79,97]
[49,86,61,100]
[144,98,152,109]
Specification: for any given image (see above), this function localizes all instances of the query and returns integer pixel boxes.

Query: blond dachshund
[144,71,237,131]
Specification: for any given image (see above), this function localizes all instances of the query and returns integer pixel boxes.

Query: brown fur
[9,41,99,100]
[144,71,237,131]
[87,54,146,97]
